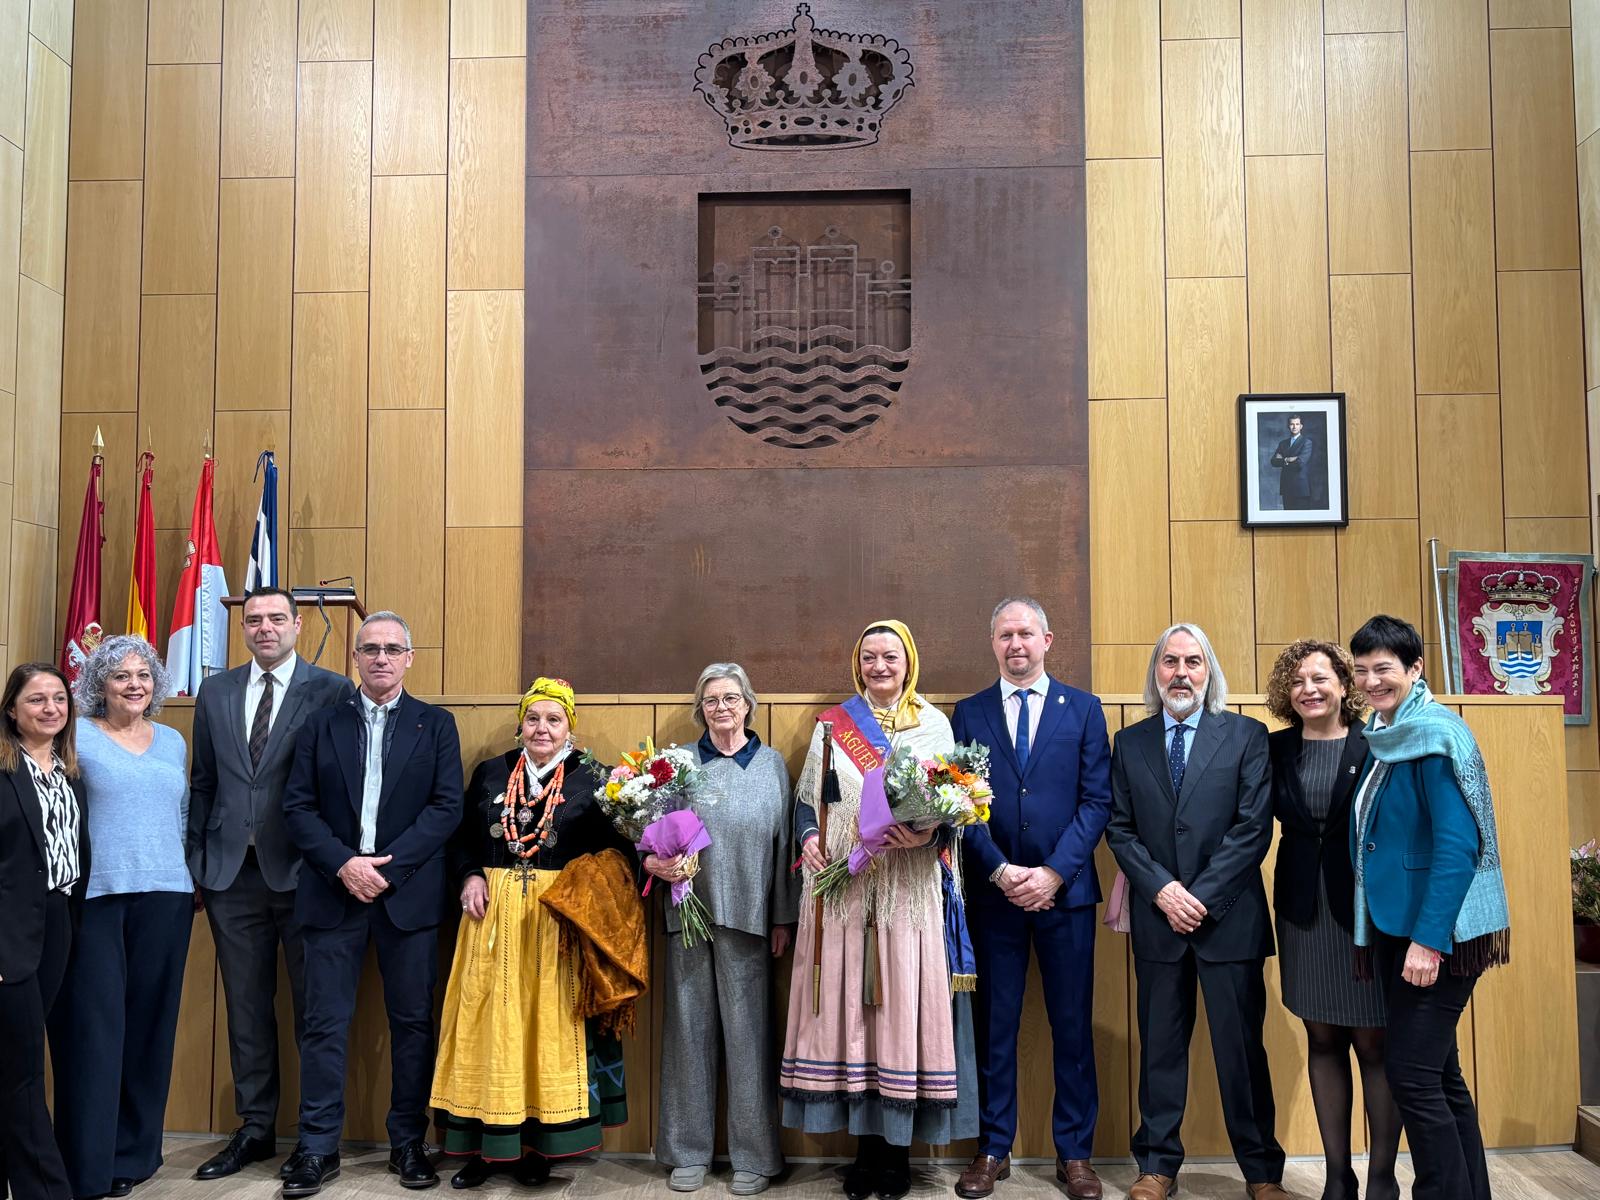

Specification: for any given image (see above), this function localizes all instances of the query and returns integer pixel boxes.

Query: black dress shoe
[842,1162,874,1200]
[282,1151,341,1198]
[280,1148,306,1181]
[389,1141,439,1190]
[511,1153,550,1187]
[196,1129,277,1180]
[109,1180,137,1197]
[450,1157,494,1190]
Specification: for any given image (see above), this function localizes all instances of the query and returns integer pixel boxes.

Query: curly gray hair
[74,635,174,717]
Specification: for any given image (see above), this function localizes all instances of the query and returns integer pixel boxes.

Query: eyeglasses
[700,694,746,711]
[355,643,410,660]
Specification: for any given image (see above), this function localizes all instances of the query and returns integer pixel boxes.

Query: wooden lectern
[221,589,367,672]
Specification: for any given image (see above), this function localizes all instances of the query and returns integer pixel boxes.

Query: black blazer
[282,691,463,932]
[449,748,634,886]
[1106,708,1275,964]
[1269,720,1369,933]
[0,764,91,982]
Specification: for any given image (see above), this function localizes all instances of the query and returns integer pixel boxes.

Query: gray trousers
[203,850,307,1139]
[656,926,785,1175]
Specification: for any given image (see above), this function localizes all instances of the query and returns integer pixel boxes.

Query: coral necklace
[500,753,566,890]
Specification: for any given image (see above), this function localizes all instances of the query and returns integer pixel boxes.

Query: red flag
[167,456,230,696]
[61,449,106,682]
[126,451,157,641]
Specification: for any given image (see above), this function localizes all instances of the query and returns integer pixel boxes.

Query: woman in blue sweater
[51,636,192,1200]
[1348,615,1510,1200]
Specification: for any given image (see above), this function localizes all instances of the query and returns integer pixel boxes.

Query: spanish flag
[126,451,156,641]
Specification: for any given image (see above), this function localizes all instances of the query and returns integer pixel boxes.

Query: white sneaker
[668,1166,707,1192]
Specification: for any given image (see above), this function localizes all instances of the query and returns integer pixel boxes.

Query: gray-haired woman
[646,663,799,1195]
[49,636,193,1200]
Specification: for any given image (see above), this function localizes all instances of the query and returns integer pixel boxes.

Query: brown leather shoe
[1128,1175,1177,1200]
[1055,1158,1102,1199]
[1245,1184,1289,1200]
[953,1154,1009,1199]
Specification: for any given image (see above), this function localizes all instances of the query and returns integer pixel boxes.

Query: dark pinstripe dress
[1277,737,1387,1027]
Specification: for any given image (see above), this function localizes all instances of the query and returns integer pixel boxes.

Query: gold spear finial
[91,425,105,454]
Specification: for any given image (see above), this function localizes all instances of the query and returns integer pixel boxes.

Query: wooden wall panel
[367,408,444,645]
[0,486,11,649]
[1326,33,1411,274]
[1503,516,1592,552]
[447,56,524,291]
[1498,271,1588,518]
[287,527,366,671]
[373,0,446,175]
[1170,521,1256,682]
[1090,400,1170,645]
[1408,0,1492,150]
[212,409,289,589]
[1092,643,1154,693]
[28,0,71,63]
[1161,0,1240,39]
[1166,276,1247,521]
[1583,134,1600,390]
[149,0,222,64]
[138,294,216,529]
[449,0,525,58]
[1325,0,1406,34]
[220,0,296,178]
[1490,0,1572,25]
[1465,703,1581,1144]
[68,0,147,180]
[62,181,141,413]
[370,173,445,409]
[1491,28,1581,270]
[294,60,371,293]
[1254,530,1340,642]
[1572,771,1600,845]
[444,527,521,694]
[1336,518,1425,641]
[1162,38,1245,278]
[299,0,373,62]
[14,278,63,525]
[1244,155,1331,392]
[1331,274,1418,519]
[1083,0,1160,160]
[1412,150,1499,394]
[8,521,57,666]
[1578,0,1600,142]
[216,177,293,410]
[0,138,19,395]
[1242,0,1324,156]
[0,0,23,149]
[20,37,69,292]
[1416,393,1505,643]
[289,292,367,528]
[444,290,521,526]
[1086,158,1165,400]
[142,64,222,294]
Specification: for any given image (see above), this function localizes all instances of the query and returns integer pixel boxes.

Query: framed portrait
[1237,393,1349,528]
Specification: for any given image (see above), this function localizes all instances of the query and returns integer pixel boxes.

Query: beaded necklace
[499,751,567,891]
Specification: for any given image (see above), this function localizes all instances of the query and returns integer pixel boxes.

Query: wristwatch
[989,862,1009,884]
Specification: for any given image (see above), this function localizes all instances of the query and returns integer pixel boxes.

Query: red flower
[648,757,676,787]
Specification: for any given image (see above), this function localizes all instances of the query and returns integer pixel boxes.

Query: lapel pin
[1057,695,1064,704]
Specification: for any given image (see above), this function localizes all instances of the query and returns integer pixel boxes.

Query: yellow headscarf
[519,676,577,730]
[851,619,924,732]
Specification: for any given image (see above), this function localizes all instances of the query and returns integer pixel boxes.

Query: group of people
[0,588,1510,1200]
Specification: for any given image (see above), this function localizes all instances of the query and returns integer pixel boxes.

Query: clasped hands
[1156,880,1207,933]
[995,864,1062,912]
[338,853,393,903]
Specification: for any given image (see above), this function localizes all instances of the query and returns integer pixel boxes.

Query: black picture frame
[1237,392,1349,528]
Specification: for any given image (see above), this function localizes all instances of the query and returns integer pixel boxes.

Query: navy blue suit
[953,677,1112,1161]
[282,691,463,1153]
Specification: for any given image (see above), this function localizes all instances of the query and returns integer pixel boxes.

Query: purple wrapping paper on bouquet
[846,767,896,875]
[637,808,712,906]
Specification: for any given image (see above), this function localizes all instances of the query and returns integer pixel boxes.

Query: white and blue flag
[245,450,279,589]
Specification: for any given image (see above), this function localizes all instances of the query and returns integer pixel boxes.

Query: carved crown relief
[695,4,914,151]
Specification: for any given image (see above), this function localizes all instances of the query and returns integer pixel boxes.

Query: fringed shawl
[540,848,650,1035]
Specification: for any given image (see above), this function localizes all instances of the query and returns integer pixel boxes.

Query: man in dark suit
[1270,414,1316,509]
[952,597,1112,1200]
[1106,624,1286,1200]
[281,611,463,1197]
[187,587,355,1181]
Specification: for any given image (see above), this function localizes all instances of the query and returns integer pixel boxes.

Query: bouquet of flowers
[586,739,716,946]
[1574,839,1600,923]
[811,742,993,901]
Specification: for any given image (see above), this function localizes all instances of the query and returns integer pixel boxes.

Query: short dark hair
[1287,413,1303,425]
[243,585,297,613]
[1350,614,1424,668]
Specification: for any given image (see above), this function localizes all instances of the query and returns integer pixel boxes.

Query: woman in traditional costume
[431,677,643,1189]
[648,662,799,1196]
[782,621,979,1200]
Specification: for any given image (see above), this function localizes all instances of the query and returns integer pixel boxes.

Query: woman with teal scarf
[1348,615,1510,1200]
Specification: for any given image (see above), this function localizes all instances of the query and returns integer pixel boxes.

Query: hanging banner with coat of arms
[1447,551,1595,725]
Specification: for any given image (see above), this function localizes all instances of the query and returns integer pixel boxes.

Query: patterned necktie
[249,672,275,770]
[1169,722,1188,796]
[1015,688,1031,771]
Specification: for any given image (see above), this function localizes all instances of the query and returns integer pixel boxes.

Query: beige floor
[135,1138,1600,1200]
